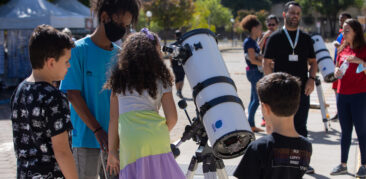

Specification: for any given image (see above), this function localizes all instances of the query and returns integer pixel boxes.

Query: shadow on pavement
[308,129,358,145]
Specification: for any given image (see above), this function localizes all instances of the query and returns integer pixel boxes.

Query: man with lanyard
[263,1,317,174]
[330,12,352,121]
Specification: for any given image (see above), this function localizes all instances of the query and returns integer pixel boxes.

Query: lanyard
[283,26,300,54]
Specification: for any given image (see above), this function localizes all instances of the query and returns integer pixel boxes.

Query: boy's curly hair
[104,32,173,98]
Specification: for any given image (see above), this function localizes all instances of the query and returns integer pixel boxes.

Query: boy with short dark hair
[234,72,312,179]
[10,24,77,179]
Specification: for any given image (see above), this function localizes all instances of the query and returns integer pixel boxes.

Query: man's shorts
[171,60,185,83]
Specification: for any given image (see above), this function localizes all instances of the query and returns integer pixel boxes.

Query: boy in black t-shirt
[234,72,312,179]
[10,25,77,179]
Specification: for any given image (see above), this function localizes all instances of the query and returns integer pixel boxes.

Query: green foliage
[221,0,271,15]
[145,0,194,42]
[135,9,162,32]
[78,0,90,7]
[296,0,363,35]
[190,0,233,32]
[234,9,269,33]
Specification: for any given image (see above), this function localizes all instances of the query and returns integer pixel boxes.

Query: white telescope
[167,29,255,159]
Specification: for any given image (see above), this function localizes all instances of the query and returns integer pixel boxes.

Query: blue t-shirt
[334,33,343,63]
[243,37,260,70]
[60,36,120,148]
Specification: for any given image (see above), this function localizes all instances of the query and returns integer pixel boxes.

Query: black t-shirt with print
[264,29,315,91]
[234,133,312,179]
[10,81,73,179]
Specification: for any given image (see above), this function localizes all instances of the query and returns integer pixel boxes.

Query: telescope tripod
[311,75,331,132]
[186,138,229,179]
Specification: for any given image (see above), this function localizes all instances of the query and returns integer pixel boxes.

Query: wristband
[93,127,102,134]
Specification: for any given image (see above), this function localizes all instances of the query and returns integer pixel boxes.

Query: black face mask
[104,20,126,42]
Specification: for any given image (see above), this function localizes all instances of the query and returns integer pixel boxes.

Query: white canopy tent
[0,0,87,30]
[54,0,91,17]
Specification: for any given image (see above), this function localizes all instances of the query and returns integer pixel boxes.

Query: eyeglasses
[267,23,277,27]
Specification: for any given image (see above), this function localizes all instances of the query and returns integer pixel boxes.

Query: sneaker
[330,113,338,121]
[251,126,264,133]
[176,91,183,99]
[356,166,366,177]
[330,164,347,175]
[306,165,315,174]
[260,118,266,127]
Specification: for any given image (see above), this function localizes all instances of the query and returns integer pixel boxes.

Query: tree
[296,0,363,36]
[235,9,269,32]
[221,0,271,15]
[135,9,162,32]
[190,0,233,32]
[145,0,194,44]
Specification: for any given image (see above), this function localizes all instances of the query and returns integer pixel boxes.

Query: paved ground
[0,42,361,179]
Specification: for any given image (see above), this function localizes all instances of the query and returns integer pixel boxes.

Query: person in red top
[330,19,366,177]
[330,12,352,121]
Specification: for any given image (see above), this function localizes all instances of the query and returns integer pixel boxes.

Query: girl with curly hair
[240,15,265,132]
[104,28,185,178]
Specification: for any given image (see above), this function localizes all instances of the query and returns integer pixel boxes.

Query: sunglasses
[267,23,277,27]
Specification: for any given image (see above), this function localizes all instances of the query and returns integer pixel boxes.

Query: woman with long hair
[330,19,366,177]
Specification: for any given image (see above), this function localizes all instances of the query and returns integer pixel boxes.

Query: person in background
[170,30,186,99]
[257,14,280,127]
[259,14,280,53]
[240,15,264,133]
[330,12,352,121]
[330,19,366,177]
[59,0,141,178]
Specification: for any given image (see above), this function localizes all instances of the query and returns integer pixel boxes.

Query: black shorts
[171,60,185,83]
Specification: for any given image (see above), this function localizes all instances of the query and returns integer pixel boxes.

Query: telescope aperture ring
[199,95,244,118]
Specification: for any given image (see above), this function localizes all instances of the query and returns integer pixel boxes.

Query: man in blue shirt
[60,0,141,178]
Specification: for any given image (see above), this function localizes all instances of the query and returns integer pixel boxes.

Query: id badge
[289,54,298,62]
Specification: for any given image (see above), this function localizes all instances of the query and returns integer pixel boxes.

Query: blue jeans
[338,92,366,165]
[246,69,263,127]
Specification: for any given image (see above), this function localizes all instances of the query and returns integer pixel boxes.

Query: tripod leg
[315,77,330,132]
[202,159,217,179]
[186,156,199,179]
[215,159,229,179]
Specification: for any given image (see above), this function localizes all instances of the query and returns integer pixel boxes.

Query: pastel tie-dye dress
[117,81,185,179]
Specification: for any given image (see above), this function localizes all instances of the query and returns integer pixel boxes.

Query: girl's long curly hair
[104,31,173,99]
